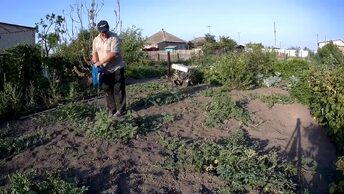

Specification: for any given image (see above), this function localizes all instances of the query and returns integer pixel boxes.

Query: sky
[1,0,343,50]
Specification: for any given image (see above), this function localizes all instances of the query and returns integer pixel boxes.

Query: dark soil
[0,80,338,194]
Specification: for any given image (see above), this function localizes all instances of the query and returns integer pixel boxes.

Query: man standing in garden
[92,20,126,117]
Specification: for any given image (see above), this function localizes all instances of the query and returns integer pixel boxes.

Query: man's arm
[92,52,99,64]
[96,52,117,66]
[92,38,99,64]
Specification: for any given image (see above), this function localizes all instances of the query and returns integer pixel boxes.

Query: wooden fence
[146,49,202,62]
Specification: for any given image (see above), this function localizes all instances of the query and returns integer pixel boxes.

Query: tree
[36,13,66,57]
[202,33,219,55]
[246,42,264,50]
[317,41,344,66]
[218,36,237,52]
[120,26,146,64]
[204,33,216,43]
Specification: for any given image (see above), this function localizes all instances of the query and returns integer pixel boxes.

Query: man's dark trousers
[102,68,126,114]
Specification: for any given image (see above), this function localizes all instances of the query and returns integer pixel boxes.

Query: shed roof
[0,22,36,35]
[146,29,186,44]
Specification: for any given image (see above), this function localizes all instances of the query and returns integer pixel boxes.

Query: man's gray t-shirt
[92,31,124,74]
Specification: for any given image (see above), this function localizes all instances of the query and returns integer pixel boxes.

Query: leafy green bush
[306,67,344,153]
[0,82,23,120]
[201,51,275,89]
[330,156,344,193]
[246,49,276,78]
[289,73,313,106]
[44,55,78,82]
[317,42,344,66]
[161,129,296,193]
[0,170,87,194]
[121,26,147,64]
[202,53,254,88]
[1,44,42,90]
[272,58,310,79]
[126,63,167,79]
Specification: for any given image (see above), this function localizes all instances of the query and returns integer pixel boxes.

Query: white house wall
[318,40,344,48]
[0,30,35,50]
[275,49,309,58]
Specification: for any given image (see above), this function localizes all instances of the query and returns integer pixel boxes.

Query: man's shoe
[113,111,124,117]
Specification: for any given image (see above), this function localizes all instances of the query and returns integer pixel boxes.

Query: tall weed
[0,82,23,120]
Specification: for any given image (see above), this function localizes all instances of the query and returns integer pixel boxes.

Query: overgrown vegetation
[330,156,344,193]
[0,170,87,194]
[0,125,47,159]
[199,50,275,89]
[316,42,344,66]
[161,129,297,193]
[201,90,249,127]
[44,103,178,141]
[127,82,173,96]
[126,63,167,79]
[129,91,189,110]
[306,66,344,153]
[252,93,297,108]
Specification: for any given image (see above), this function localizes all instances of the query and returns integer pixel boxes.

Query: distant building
[276,49,309,58]
[144,29,187,51]
[0,22,36,51]
[190,37,206,48]
[318,39,344,54]
[264,47,309,58]
[234,44,245,52]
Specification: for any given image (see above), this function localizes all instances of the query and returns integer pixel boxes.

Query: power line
[238,32,241,44]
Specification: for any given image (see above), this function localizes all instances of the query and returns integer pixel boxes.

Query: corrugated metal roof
[146,29,186,44]
[0,22,36,35]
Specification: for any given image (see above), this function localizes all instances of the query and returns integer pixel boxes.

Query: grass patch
[160,129,297,193]
[0,170,87,194]
[252,93,297,108]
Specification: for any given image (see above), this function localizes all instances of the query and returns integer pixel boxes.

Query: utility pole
[238,32,241,44]
[274,22,277,48]
[89,0,96,28]
[207,25,212,34]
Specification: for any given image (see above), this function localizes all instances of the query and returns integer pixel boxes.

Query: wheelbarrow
[171,63,197,86]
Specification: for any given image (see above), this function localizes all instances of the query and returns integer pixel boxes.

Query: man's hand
[95,61,102,67]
